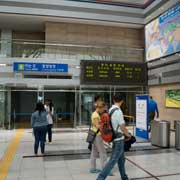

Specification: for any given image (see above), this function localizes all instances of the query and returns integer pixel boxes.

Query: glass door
[44,91,75,128]
[0,89,5,128]
[11,91,37,128]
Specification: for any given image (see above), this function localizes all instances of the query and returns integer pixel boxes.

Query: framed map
[145,4,180,61]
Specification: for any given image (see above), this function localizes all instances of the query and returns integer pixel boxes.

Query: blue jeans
[97,140,128,180]
[33,126,47,154]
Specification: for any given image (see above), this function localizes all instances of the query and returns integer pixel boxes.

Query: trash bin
[175,121,180,150]
[174,120,180,130]
[151,120,159,146]
[151,120,170,148]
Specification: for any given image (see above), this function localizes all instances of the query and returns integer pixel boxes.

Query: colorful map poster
[145,4,180,61]
[166,89,180,108]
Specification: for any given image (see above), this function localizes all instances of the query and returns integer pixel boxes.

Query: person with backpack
[100,103,136,150]
[90,101,113,176]
[97,94,131,180]
[31,102,48,156]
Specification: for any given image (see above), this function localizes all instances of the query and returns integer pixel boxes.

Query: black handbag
[86,120,100,144]
[86,129,97,143]
[124,135,136,151]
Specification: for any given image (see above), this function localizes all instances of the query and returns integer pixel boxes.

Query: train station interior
[0,0,180,180]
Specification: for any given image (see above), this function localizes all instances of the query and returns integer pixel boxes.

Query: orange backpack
[100,112,113,142]
[100,108,118,142]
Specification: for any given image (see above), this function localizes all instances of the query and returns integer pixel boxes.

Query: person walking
[149,96,159,121]
[97,94,131,180]
[148,96,159,131]
[31,102,48,156]
[44,99,54,144]
[90,101,111,174]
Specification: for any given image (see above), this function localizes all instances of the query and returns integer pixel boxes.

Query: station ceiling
[0,0,178,31]
[67,0,155,9]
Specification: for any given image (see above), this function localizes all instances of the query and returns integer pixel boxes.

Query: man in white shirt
[97,94,131,180]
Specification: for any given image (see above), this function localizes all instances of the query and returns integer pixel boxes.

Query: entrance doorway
[10,90,75,129]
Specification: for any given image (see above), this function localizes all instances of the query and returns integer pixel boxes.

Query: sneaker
[48,142,52,144]
[108,171,114,176]
[95,169,102,173]
[89,169,101,173]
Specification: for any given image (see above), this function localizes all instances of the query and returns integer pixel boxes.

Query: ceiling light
[0,64,6,67]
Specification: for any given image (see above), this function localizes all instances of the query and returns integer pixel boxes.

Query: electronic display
[81,60,147,85]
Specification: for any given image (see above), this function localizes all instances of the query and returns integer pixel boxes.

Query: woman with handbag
[90,101,113,175]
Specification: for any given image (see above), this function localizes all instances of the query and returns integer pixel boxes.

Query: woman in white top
[44,99,54,143]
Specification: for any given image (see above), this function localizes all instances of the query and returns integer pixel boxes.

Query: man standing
[97,94,131,180]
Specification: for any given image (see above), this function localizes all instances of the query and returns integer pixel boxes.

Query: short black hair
[94,95,101,102]
[113,94,125,103]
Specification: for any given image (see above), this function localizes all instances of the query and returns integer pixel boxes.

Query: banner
[136,95,149,140]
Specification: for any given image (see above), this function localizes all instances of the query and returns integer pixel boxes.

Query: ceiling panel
[67,0,155,9]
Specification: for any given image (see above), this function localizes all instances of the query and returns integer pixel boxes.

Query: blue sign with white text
[136,95,149,140]
[13,62,68,73]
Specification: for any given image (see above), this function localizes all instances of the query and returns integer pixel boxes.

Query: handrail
[124,115,134,119]
[0,38,144,51]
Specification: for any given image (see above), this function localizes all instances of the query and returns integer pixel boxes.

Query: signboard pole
[136,95,149,140]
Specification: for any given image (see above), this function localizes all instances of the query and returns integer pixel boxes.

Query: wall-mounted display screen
[145,4,180,61]
[80,60,147,85]
[165,89,180,108]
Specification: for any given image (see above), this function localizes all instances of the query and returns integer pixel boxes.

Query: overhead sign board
[81,60,147,85]
[13,62,68,73]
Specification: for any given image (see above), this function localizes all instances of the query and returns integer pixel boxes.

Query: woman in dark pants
[44,99,54,143]
[31,102,48,156]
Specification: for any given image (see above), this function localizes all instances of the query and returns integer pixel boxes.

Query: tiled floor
[1,128,180,180]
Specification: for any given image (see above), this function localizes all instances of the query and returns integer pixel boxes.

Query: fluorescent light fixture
[75,65,80,69]
[0,63,6,67]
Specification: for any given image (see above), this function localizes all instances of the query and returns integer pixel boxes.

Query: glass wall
[0,86,146,129]
[0,88,5,128]
[78,86,146,126]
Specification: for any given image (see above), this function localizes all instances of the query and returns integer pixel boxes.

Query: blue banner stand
[136,95,149,140]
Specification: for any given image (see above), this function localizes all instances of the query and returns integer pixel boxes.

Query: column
[1,29,12,57]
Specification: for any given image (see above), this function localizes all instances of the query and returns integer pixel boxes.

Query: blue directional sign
[136,95,149,140]
[13,62,68,73]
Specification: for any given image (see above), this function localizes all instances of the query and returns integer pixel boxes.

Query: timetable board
[81,60,147,85]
